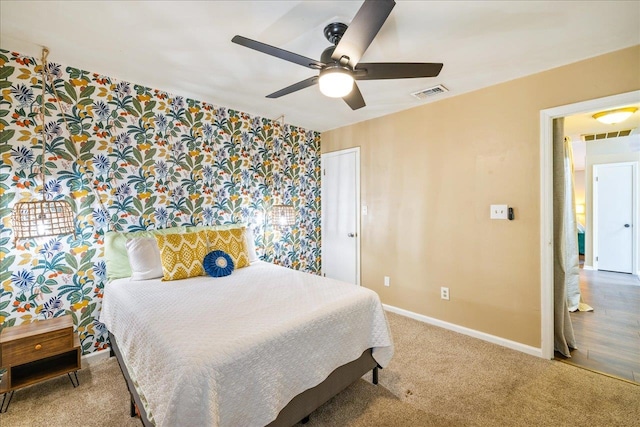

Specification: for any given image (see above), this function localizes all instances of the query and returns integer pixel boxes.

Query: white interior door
[321,148,360,285]
[594,162,636,273]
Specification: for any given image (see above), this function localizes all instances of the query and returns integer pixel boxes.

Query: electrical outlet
[384,276,390,287]
[490,204,509,220]
[441,287,450,300]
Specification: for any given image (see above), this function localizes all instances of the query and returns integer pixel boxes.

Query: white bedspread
[99,261,393,427]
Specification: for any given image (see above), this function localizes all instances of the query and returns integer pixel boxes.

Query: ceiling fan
[231,0,443,110]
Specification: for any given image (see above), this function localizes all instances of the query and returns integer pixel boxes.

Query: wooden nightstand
[0,314,81,412]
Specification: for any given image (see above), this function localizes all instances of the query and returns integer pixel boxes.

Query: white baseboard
[583,265,595,270]
[81,348,111,368]
[383,304,543,358]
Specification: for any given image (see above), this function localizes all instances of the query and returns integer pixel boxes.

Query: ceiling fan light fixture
[233,0,441,110]
[592,107,638,124]
[318,66,354,98]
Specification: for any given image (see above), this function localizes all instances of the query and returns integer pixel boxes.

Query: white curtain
[553,118,578,357]
[563,136,581,312]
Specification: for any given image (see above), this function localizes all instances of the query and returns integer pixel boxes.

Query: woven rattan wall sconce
[11,47,76,242]
[270,204,296,230]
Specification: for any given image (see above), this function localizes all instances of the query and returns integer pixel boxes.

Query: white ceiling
[566,103,640,171]
[1,1,639,132]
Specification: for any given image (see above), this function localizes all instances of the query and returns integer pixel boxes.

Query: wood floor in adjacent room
[557,269,640,383]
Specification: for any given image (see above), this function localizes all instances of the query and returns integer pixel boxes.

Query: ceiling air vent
[581,128,635,142]
[411,84,448,100]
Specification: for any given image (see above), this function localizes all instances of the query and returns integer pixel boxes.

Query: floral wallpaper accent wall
[0,49,321,354]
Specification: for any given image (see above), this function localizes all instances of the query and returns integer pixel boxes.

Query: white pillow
[125,237,163,280]
[244,227,259,263]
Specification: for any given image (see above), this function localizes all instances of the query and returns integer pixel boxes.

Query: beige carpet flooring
[2,312,639,426]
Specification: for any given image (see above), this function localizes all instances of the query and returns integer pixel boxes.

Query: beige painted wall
[322,46,640,348]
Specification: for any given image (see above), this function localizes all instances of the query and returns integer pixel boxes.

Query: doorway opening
[540,90,640,382]
[565,132,639,382]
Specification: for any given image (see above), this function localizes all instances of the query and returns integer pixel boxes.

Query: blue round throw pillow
[203,250,235,277]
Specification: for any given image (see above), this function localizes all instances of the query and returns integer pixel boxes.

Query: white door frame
[321,147,361,285]
[539,90,640,360]
[592,161,637,273]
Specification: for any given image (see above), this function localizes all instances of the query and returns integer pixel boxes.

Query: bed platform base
[109,332,379,427]
[109,332,152,426]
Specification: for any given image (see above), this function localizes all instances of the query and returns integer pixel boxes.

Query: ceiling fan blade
[343,82,366,110]
[266,76,319,98]
[331,0,395,68]
[354,62,443,80]
[232,35,324,70]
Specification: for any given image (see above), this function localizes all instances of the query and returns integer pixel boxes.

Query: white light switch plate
[490,204,509,219]
[362,206,368,215]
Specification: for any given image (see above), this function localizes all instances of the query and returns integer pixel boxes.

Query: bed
[99,227,394,427]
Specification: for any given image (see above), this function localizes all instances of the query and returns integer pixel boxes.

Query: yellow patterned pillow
[155,231,208,281]
[206,228,250,269]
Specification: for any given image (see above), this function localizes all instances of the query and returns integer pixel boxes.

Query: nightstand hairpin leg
[130,396,137,417]
[68,371,80,388]
[1,390,14,413]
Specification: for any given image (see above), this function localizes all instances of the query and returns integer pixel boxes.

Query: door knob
[624,224,631,228]
[347,233,356,237]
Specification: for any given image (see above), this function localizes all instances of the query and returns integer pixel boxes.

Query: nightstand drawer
[2,329,74,366]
